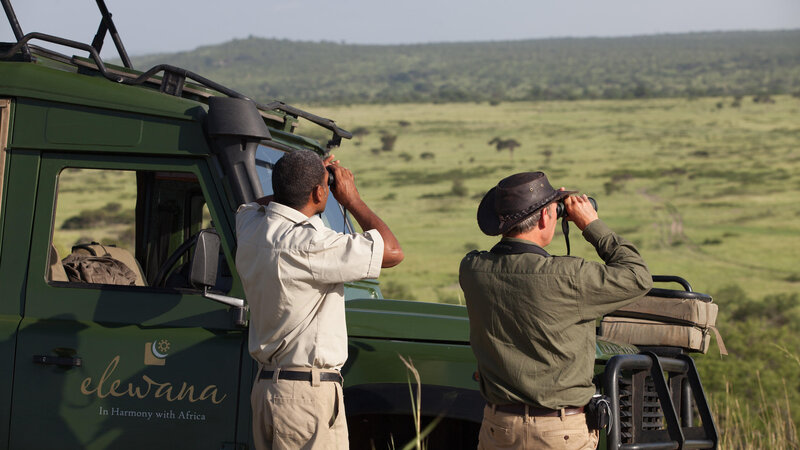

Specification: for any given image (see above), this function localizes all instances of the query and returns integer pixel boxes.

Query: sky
[2,0,799,57]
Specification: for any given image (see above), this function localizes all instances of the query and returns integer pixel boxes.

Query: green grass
[310,96,800,302]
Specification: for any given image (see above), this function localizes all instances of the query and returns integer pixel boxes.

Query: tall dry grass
[398,355,443,450]
[711,350,799,450]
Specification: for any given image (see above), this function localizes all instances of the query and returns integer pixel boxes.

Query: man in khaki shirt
[236,149,403,450]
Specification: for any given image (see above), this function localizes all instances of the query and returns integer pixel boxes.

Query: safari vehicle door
[8,139,250,449]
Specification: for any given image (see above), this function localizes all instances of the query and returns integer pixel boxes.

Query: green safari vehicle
[0,2,718,448]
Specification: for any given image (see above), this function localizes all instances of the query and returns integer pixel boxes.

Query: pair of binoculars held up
[326,166,336,189]
[556,196,597,219]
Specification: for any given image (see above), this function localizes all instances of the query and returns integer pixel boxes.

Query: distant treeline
[131,30,800,104]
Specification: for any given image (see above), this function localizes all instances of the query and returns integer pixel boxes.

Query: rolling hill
[129,30,800,104]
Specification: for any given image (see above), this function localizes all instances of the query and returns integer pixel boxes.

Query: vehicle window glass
[255,145,351,233]
[49,167,231,292]
[52,168,137,257]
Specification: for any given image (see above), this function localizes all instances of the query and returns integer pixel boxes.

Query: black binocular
[556,196,597,218]
[326,166,336,189]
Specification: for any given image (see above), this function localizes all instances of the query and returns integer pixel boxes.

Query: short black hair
[272,150,326,209]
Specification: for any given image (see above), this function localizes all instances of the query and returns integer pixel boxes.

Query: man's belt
[492,403,585,417]
[260,370,343,385]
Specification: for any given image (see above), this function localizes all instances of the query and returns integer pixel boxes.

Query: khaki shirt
[459,220,652,409]
[235,202,383,370]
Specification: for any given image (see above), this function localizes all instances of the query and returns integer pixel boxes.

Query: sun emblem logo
[156,339,170,355]
[144,338,171,366]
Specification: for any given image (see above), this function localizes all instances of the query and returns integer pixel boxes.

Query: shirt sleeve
[575,220,653,320]
[307,228,384,284]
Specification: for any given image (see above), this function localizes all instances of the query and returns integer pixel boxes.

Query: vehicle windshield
[254,145,352,234]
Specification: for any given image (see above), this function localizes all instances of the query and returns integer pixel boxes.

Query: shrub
[380,134,398,152]
[60,203,132,230]
[451,180,469,197]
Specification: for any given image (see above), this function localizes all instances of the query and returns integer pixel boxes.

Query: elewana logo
[144,339,171,366]
[80,355,227,404]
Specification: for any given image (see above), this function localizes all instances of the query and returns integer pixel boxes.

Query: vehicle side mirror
[190,230,248,327]
[189,229,220,289]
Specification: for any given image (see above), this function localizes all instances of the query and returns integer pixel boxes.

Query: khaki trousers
[251,368,349,450]
[478,405,599,450]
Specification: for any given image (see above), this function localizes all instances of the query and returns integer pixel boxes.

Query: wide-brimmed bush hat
[477,172,575,236]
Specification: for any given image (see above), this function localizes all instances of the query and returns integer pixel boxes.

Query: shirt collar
[495,236,551,257]
[267,202,325,230]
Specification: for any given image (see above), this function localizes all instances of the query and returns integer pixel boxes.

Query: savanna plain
[55,96,800,447]
[310,96,800,448]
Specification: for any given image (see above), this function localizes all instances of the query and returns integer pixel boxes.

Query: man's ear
[538,204,552,229]
[311,184,326,204]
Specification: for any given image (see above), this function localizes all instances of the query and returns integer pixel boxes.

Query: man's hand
[564,193,599,231]
[323,156,404,268]
[327,158,362,210]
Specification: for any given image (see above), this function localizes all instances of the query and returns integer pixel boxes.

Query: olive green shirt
[459,220,652,409]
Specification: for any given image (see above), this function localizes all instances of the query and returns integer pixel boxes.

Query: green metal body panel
[11,319,244,449]
[0,316,17,448]
[344,337,477,390]
[0,63,204,121]
[12,98,208,156]
[346,298,469,343]
[0,149,37,446]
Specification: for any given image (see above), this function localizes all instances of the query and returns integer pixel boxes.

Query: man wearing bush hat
[459,171,652,449]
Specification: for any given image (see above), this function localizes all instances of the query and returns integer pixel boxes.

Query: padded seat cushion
[600,316,712,353]
[599,291,726,355]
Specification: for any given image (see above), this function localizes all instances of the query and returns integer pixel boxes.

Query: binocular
[556,196,597,218]
[326,166,336,189]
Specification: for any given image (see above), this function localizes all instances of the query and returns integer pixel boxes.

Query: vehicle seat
[48,244,69,282]
[70,243,148,286]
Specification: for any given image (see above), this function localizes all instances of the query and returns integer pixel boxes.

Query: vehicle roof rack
[91,0,132,69]
[1,0,29,61]
[0,0,352,149]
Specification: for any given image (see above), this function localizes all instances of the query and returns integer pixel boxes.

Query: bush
[451,180,469,197]
[730,293,800,329]
[753,94,776,104]
[60,203,132,230]
[381,134,398,152]
[696,285,800,428]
